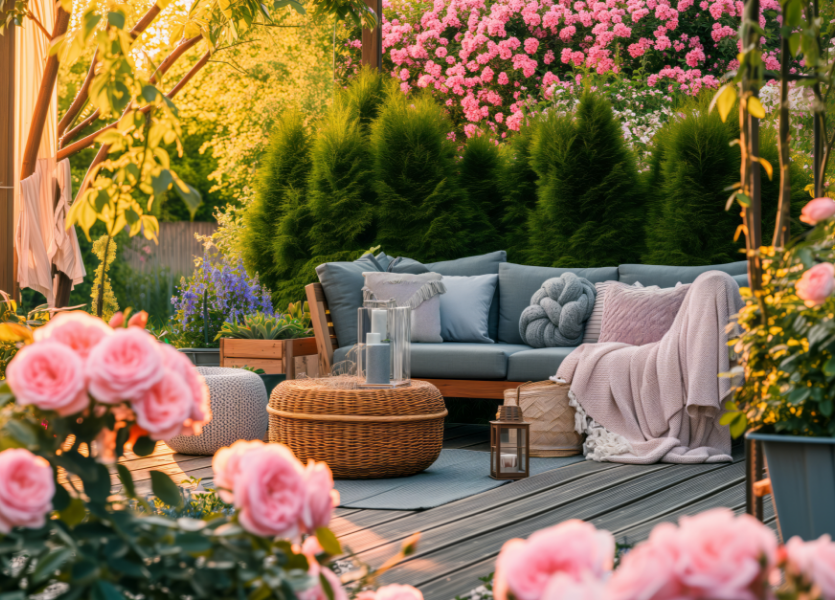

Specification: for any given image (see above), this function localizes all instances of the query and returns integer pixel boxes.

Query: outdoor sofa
[305,251,749,399]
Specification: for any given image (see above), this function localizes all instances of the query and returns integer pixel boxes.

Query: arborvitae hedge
[527,94,646,268]
[498,122,540,263]
[460,134,505,236]
[644,105,811,266]
[371,92,495,261]
[342,67,390,130]
[241,112,311,295]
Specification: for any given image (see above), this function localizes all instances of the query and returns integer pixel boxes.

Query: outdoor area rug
[334,449,585,510]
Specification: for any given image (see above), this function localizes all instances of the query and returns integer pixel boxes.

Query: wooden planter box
[219,337,318,379]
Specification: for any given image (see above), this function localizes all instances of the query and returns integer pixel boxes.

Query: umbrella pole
[0,0,16,301]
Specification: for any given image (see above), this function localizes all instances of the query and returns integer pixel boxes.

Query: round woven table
[267,378,447,479]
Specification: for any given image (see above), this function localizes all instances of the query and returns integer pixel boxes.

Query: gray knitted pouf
[166,367,268,455]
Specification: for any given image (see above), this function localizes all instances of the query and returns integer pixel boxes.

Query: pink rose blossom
[234,444,306,538]
[33,311,111,360]
[7,341,89,416]
[800,197,835,225]
[299,537,349,600]
[212,439,266,503]
[157,343,211,434]
[796,262,835,308]
[86,328,163,404]
[674,509,777,600]
[494,520,614,600]
[0,448,54,533]
[132,368,195,440]
[607,523,684,600]
[542,573,606,600]
[785,535,835,599]
[128,311,149,329]
[375,585,424,600]
[301,460,339,532]
[109,312,126,328]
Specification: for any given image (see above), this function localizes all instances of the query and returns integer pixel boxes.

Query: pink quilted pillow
[598,283,691,346]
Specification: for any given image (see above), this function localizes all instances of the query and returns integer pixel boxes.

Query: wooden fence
[123,221,218,277]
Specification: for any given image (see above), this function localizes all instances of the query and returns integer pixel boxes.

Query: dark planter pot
[179,348,221,367]
[259,374,286,398]
[747,431,835,541]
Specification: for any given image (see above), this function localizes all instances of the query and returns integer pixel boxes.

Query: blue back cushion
[427,251,507,341]
[617,261,748,288]
[498,263,618,345]
[315,254,382,347]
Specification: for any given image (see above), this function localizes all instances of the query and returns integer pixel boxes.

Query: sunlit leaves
[711,84,737,122]
[747,96,766,119]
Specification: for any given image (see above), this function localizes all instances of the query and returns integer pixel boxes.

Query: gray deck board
[375,461,741,587]
[331,510,416,538]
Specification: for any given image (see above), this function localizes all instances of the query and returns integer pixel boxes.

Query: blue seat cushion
[617,261,748,288]
[333,343,529,380]
[498,263,619,345]
[507,347,577,382]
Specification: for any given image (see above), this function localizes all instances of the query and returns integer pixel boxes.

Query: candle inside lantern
[500,453,518,469]
[365,332,391,385]
[371,309,388,341]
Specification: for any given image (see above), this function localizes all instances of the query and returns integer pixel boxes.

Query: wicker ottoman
[268,378,447,479]
[167,367,268,455]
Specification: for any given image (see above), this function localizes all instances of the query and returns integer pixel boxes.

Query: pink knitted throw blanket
[555,270,742,464]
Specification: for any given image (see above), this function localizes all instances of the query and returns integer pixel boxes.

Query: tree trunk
[772,33,792,248]
[740,0,762,292]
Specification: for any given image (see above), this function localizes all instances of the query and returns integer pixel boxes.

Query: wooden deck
[117,423,776,600]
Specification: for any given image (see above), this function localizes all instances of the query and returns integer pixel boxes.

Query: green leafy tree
[342,66,390,129]
[527,94,646,267]
[90,235,120,321]
[460,134,506,245]
[372,92,495,261]
[241,112,313,293]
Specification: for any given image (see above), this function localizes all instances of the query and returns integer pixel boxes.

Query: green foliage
[460,134,506,240]
[216,307,312,340]
[372,92,495,260]
[644,104,811,266]
[726,222,835,438]
[527,94,646,267]
[90,235,120,321]
[342,66,391,130]
[498,123,540,263]
[242,112,313,295]
[308,103,377,257]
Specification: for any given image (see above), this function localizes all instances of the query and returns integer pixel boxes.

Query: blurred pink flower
[785,535,835,599]
[800,197,835,225]
[494,520,614,600]
[375,585,424,600]
[157,343,211,435]
[0,448,54,534]
[7,341,88,416]
[796,262,835,308]
[34,310,111,360]
[607,523,684,600]
[542,573,606,600]
[212,439,266,503]
[86,328,163,404]
[301,460,339,532]
[132,368,195,440]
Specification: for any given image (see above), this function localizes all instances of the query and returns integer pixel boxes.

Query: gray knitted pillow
[519,273,596,348]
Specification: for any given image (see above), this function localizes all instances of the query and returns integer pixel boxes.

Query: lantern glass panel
[357,301,411,388]
[498,425,527,476]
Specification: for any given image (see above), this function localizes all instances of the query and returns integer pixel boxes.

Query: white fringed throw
[554,271,742,464]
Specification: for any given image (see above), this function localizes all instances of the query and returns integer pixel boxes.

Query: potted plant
[218,301,317,381]
[171,255,276,367]
[724,204,835,541]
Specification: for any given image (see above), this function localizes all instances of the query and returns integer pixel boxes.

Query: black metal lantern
[490,405,530,480]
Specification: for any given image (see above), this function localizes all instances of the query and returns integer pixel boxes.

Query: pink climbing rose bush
[494,509,832,600]
[341,0,789,135]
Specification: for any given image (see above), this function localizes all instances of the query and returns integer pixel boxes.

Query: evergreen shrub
[644,105,811,266]
[527,94,646,268]
[371,92,495,261]
[498,122,540,263]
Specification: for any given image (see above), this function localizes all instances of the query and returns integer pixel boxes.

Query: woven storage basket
[268,378,447,479]
[504,380,583,457]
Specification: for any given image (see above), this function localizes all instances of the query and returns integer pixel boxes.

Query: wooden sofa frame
[305,282,525,399]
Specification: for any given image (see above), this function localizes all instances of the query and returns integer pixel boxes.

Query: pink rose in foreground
[131,368,194,440]
[298,537,349,600]
[375,585,424,600]
[109,312,125,328]
[800,197,835,225]
[212,439,266,503]
[86,327,163,404]
[542,573,606,600]
[33,311,111,360]
[796,262,835,308]
[674,508,777,600]
[157,344,211,433]
[785,535,835,600]
[7,341,89,416]
[0,448,55,533]
[128,310,149,329]
[607,523,684,600]
[494,520,614,600]
[234,444,306,538]
[302,460,339,532]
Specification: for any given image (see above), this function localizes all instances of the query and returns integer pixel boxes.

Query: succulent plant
[216,307,312,341]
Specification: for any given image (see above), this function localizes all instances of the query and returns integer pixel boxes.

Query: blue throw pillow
[315,256,383,347]
[439,274,499,343]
